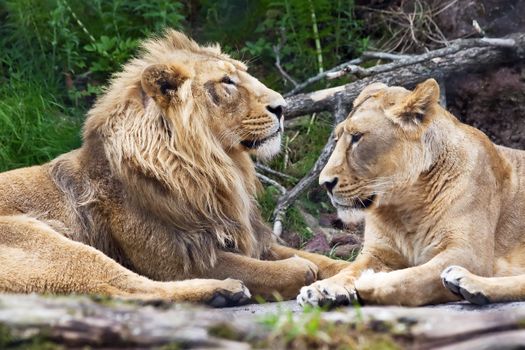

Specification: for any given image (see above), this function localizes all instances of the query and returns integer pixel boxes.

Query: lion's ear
[392,79,440,125]
[141,64,190,108]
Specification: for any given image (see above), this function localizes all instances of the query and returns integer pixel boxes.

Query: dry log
[3,294,525,349]
[284,33,525,119]
[284,51,409,97]
[272,98,349,235]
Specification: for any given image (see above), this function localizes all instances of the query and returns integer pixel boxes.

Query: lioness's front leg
[441,266,525,305]
[354,260,457,306]
[201,251,318,300]
[300,249,471,307]
[297,248,392,306]
[269,244,351,279]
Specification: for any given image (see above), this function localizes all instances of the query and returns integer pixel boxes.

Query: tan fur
[0,30,347,305]
[298,78,525,307]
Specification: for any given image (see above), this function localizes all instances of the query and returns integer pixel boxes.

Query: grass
[0,75,82,172]
[269,113,333,178]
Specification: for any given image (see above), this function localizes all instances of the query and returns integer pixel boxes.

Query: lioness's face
[140,42,285,160]
[319,79,440,220]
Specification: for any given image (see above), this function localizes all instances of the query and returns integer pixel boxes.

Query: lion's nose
[320,177,338,194]
[266,104,284,119]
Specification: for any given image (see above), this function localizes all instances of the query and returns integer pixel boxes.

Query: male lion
[298,78,525,307]
[0,30,347,306]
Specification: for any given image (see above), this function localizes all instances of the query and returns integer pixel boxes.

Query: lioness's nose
[320,176,338,194]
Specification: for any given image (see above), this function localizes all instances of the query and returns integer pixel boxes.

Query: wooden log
[2,295,525,349]
[283,33,525,119]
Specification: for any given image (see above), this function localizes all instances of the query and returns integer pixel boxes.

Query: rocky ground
[1,294,525,349]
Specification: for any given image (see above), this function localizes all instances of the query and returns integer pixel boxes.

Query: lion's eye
[351,132,363,145]
[221,76,236,85]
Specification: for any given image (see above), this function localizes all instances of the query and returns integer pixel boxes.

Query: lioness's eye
[221,76,236,85]
[351,133,363,145]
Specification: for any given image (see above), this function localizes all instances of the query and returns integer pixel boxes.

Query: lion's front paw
[441,266,490,305]
[206,278,252,308]
[276,256,319,299]
[297,279,357,307]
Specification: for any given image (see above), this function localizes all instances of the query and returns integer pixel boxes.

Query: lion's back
[0,162,72,222]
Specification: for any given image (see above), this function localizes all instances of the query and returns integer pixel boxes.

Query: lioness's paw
[441,266,490,305]
[297,280,357,308]
[206,279,252,308]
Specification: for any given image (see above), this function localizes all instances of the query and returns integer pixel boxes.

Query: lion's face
[139,35,285,160]
[197,59,286,160]
[319,79,441,221]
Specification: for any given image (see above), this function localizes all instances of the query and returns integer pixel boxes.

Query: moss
[0,324,12,349]
[208,323,243,341]
[0,324,63,350]
[158,343,182,350]
[257,306,403,350]
[285,206,313,243]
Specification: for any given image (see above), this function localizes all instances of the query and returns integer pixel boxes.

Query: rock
[319,213,338,227]
[330,232,363,247]
[280,229,302,248]
[303,233,331,254]
[332,244,362,259]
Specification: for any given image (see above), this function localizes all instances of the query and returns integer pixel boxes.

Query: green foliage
[0,75,82,172]
[2,0,184,80]
[257,187,312,243]
[0,0,369,237]
[269,113,333,177]
[0,0,186,171]
[242,0,368,91]
[285,206,313,243]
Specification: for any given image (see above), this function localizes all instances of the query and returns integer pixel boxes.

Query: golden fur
[298,79,525,307]
[0,30,348,306]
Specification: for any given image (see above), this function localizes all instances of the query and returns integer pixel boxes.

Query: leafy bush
[0,76,82,172]
[0,0,368,237]
[0,0,186,171]
[241,0,368,91]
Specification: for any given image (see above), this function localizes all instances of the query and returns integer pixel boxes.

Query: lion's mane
[49,31,271,274]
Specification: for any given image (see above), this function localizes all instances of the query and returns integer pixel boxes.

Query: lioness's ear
[392,79,440,125]
[141,64,190,108]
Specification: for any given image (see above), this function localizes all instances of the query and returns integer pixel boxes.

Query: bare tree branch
[361,51,412,60]
[272,98,349,236]
[284,33,525,119]
[256,172,287,195]
[273,44,298,87]
[284,50,412,97]
[255,163,298,182]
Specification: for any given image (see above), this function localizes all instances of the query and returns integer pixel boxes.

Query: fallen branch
[256,172,287,195]
[3,294,525,349]
[255,163,298,182]
[273,45,298,87]
[284,33,525,118]
[284,51,408,97]
[272,98,349,236]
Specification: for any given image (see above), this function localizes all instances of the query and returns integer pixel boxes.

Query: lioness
[298,78,525,306]
[0,30,347,306]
